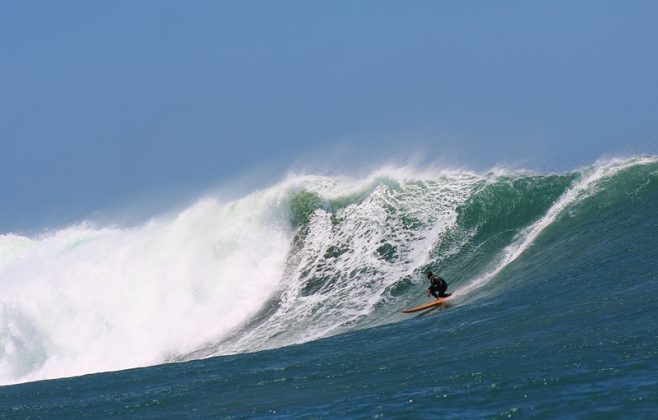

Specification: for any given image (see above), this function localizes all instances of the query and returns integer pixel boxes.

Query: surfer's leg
[437,283,450,298]
[438,283,447,295]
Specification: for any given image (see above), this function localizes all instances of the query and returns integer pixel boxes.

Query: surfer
[426,271,451,299]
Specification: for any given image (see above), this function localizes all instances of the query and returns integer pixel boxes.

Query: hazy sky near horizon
[2,1,658,232]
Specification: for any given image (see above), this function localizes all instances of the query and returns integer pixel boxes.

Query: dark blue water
[1,157,657,417]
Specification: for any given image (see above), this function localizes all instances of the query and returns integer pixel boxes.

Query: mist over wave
[0,156,656,385]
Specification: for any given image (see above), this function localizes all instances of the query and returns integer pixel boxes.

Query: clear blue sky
[2,1,657,232]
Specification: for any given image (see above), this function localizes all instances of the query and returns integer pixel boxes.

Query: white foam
[0,234,35,268]
[208,169,482,355]
[0,190,292,385]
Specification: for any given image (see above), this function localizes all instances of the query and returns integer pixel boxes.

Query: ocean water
[1,156,657,417]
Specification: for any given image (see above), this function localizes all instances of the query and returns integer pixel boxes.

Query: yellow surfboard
[402,297,451,313]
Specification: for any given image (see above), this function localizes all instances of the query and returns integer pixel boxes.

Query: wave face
[0,156,656,384]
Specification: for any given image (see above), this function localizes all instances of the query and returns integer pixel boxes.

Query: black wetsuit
[428,274,450,298]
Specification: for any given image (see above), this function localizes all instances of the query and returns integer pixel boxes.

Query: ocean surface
[1,156,657,417]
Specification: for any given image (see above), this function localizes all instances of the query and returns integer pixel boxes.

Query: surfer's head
[426,271,433,278]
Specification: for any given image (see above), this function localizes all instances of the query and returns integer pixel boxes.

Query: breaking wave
[1,155,656,384]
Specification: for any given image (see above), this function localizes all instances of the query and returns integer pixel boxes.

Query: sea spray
[0,192,292,384]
